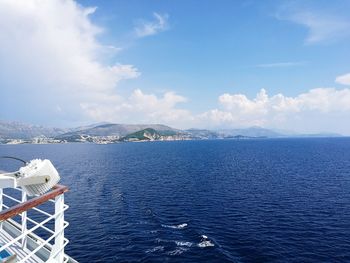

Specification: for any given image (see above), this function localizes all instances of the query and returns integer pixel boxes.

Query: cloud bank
[80,89,193,127]
[201,88,350,133]
[0,0,142,125]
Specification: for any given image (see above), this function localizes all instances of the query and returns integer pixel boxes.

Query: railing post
[0,189,2,211]
[0,189,2,231]
[21,191,27,248]
[53,193,65,262]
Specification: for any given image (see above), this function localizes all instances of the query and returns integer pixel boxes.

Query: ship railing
[0,185,70,263]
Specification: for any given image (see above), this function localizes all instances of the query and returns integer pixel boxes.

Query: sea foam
[166,247,188,256]
[175,241,193,247]
[161,223,188,229]
[145,246,164,253]
[197,240,215,248]
[197,235,215,248]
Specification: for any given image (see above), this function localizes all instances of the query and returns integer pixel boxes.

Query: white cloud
[0,0,142,125]
[256,61,307,68]
[336,73,350,85]
[200,88,350,133]
[81,89,193,127]
[0,0,189,128]
[278,10,350,44]
[134,12,169,38]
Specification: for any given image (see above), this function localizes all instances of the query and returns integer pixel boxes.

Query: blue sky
[1,0,350,133]
[83,0,348,104]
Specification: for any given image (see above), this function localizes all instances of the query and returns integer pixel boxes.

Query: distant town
[0,121,343,145]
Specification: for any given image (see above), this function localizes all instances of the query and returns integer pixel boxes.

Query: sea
[1,138,350,262]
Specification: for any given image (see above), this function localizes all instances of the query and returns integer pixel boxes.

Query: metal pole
[53,194,65,262]
[21,191,27,248]
[0,189,2,231]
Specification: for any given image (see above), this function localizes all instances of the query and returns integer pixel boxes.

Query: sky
[0,0,350,134]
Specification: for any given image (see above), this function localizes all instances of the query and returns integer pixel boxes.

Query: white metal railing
[0,186,70,263]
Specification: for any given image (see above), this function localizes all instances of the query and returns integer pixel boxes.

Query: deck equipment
[0,159,60,196]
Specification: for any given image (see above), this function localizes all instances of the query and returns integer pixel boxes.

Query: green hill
[120,128,177,141]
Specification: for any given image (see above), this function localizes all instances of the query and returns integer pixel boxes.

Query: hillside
[120,128,165,141]
[56,123,178,139]
[0,121,67,139]
[184,129,220,139]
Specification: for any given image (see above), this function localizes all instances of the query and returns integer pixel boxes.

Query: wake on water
[144,223,215,256]
[161,223,188,229]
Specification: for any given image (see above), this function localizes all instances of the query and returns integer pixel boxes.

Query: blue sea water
[1,138,350,262]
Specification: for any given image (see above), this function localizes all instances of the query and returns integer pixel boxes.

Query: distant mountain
[56,123,179,139]
[184,129,220,139]
[184,127,283,139]
[69,122,112,132]
[217,127,283,138]
[0,120,67,139]
[0,120,343,144]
